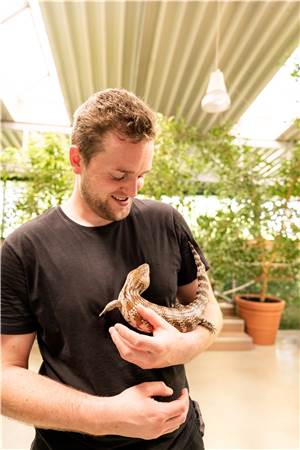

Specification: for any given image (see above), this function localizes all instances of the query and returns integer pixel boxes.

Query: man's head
[71,88,156,165]
[69,89,156,225]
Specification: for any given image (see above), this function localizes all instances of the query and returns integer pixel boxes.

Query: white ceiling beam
[2,121,71,134]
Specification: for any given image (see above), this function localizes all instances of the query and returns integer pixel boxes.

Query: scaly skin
[99,242,216,334]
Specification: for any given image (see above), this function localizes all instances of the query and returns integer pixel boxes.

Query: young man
[1,89,223,450]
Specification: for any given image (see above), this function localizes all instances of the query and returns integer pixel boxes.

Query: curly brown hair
[71,88,156,165]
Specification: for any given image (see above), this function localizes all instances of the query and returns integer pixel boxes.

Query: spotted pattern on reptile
[99,242,216,334]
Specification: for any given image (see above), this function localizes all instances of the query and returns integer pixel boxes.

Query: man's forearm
[181,298,223,362]
[1,366,110,436]
[1,365,191,440]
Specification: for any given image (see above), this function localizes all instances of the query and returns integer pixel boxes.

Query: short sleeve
[1,241,37,334]
[172,208,209,286]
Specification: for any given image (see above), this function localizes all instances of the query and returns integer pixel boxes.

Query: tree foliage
[195,137,300,302]
[0,133,72,235]
[141,114,206,199]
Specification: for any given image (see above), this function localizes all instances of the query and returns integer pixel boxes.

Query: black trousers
[31,432,204,450]
[31,427,204,450]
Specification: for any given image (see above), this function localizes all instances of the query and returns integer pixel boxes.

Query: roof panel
[38,0,300,134]
[2,0,299,148]
[278,122,300,142]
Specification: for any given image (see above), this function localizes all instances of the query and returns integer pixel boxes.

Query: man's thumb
[140,381,173,398]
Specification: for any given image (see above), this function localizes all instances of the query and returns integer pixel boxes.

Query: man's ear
[69,145,82,174]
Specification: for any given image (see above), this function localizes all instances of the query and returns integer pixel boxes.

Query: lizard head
[126,263,150,294]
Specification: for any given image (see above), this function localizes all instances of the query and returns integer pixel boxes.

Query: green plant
[142,114,207,199]
[196,136,300,305]
[0,133,72,237]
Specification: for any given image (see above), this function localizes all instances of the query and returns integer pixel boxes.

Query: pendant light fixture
[201,1,231,113]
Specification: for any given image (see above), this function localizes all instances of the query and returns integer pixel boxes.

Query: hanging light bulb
[201,1,231,114]
[201,69,231,113]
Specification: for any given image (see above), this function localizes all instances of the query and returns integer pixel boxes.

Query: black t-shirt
[1,198,208,449]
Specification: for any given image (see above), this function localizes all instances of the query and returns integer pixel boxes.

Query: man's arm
[1,333,189,439]
[109,277,223,369]
[176,277,223,356]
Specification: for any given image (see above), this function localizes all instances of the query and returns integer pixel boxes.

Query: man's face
[78,131,154,224]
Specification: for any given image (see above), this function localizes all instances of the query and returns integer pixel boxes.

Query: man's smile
[111,195,131,206]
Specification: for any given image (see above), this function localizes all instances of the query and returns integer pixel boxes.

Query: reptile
[99,242,216,334]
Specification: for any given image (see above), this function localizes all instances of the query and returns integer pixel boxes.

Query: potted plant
[196,128,300,344]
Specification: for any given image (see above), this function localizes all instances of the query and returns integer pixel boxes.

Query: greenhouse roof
[1,0,300,149]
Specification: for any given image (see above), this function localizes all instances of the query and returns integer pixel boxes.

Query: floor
[1,330,299,450]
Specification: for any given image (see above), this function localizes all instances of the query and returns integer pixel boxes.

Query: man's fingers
[138,381,173,398]
[112,323,152,350]
[160,388,189,419]
[111,323,163,356]
[109,326,131,356]
[109,327,156,368]
[137,304,172,330]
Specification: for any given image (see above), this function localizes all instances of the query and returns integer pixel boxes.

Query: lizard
[99,241,216,334]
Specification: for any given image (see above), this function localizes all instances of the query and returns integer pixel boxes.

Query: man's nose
[122,178,142,197]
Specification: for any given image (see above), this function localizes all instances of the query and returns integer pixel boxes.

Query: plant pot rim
[235,294,285,313]
[235,293,285,304]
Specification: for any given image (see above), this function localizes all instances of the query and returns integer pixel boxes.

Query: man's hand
[106,382,189,440]
[109,274,223,369]
[109,304,192,369]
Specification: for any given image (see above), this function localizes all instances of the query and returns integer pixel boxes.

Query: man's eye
[112,175,126,181]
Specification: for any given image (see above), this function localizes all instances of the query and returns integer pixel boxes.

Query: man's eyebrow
[114,169,151,174]
[114,169,134,174]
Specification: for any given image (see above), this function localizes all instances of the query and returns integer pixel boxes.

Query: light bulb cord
[215,0,220,70]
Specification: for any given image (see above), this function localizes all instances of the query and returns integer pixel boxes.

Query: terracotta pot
[235,294,285,345]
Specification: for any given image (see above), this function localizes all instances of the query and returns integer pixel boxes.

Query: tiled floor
[1,330,299,450]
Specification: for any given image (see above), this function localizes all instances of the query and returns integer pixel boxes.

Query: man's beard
[80,178,131,223]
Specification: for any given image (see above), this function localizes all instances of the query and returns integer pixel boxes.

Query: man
[1,89,223,450]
